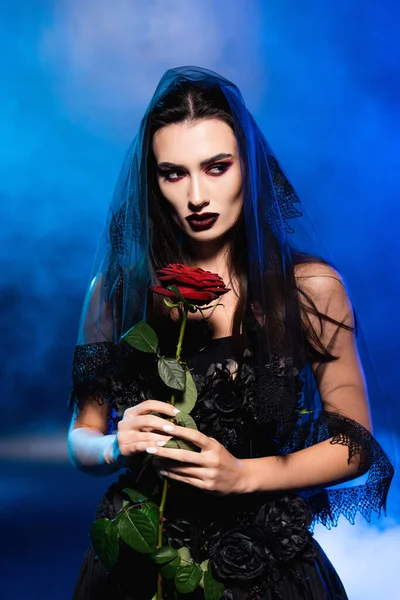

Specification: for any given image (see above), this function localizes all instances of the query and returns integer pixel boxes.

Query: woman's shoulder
[293,260,346,296]
[293,260,354,332]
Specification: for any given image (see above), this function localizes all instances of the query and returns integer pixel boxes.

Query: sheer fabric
[69,66,394,533]
[73,336,351,599]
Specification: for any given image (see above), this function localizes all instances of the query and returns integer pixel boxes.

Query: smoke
[314,518,400,599]
[40,0,267,133]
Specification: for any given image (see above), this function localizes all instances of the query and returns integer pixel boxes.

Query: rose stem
[157,304,189,600]
[175,305,188,363]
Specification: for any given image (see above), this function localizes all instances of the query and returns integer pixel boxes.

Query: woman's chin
[183,224,233,245]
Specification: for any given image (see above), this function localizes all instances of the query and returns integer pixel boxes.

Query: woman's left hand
[147,424,252,495]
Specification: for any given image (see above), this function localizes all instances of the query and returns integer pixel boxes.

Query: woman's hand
[148,424,251,496]
[106,400,179,464]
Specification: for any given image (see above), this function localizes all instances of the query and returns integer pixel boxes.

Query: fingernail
[156,440,167,447]
[172,408,180,415]
[163,425,175,432]
[146,447,158,454]
[159,470,168,477]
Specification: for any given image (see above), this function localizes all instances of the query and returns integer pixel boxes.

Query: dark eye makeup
[157,162,232,182]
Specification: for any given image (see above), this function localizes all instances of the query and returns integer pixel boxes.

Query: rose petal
[153,264,229,305]
[149,286,180,299]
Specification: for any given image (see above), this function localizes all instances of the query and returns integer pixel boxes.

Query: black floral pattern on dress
[69,340,394,539]
[209,525,275,582]
[190,352,256,452]
[205,494,316,599]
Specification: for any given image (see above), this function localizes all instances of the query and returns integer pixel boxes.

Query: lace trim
[69,342,114,409]
[69,341,169,422]
[69,341,394,530]
[298,411,394,528]
[268,155,303,234]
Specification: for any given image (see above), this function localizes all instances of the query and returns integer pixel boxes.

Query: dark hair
[144,81,353,367]
[147,82,239,273]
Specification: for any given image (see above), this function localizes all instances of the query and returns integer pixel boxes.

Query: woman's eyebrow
[157,152,233,170]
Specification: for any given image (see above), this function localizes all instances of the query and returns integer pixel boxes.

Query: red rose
[150,264,229,306]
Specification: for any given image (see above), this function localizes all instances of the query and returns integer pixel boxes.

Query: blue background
[1,1,399,598]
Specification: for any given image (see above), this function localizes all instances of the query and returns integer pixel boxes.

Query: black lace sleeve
[296,411,394,528]
[68,342,115,411]
[68,341,171,429]
[248,356,394,530]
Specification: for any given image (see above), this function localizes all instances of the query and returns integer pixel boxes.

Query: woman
[68,66,394,599]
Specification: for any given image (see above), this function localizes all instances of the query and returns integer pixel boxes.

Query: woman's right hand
[105,400,180,465]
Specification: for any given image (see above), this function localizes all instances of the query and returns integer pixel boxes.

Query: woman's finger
[124,400,180,418]
[117,436,172,455]
[116,429,172,456]
[153,457,204,476]
[145,424,212,451]
[146,445,204,465]
[157,469,208,489]
[119,414,177,434]
[118,431,172,444]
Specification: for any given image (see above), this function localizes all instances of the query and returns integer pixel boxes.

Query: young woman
[68,66,394,599]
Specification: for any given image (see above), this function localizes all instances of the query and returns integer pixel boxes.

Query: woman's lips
[185,213,219,231]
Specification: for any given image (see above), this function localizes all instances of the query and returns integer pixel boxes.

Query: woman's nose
[187,175,209,209]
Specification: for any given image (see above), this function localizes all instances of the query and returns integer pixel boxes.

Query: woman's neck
[186,240,231,282]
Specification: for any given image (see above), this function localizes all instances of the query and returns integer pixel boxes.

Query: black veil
[69,65,394,529]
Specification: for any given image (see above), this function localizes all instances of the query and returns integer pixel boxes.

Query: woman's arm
[244,263,373,493]
[144,264,378,495]
[244,439,363,493]
[68,398,179,477]
[68,399,128,477]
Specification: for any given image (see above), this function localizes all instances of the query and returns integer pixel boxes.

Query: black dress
[71,335,368,600]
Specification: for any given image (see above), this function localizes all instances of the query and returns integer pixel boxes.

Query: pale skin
[68,118,372,494]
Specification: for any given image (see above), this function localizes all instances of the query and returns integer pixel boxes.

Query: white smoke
[314,518,400,599]
[40,0,266,133]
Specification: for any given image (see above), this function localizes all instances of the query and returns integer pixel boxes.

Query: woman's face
[152,118,243,245]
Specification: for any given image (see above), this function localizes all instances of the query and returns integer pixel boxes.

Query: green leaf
[117,508,157,554]
[200,559,209,573]
[158,357,186,390]
[175,411,198,430]
[151,547,181,580]
[151,546,180,565]
[177,546,192,564]
[164,437,199,452]
[141,502,160,531]
[122,321,158,353]
[204,566,225,600]
[174,369,197,413]
[160,555,181,580]
[122,488,149,504]
[90,518,119,572]
[174,563,203,594]
[199,559,209,589]
[165,412,199,452]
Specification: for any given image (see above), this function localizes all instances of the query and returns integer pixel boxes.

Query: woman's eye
[162,170,184,182]
[208,163,229,175]
[160,162,230,182]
